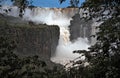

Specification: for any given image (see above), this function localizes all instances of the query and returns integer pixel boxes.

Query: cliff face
[1,5,118,46]
[0,6,79,23]
[69,5,118,44]
[69,14,92,42]
[0,14,59,59]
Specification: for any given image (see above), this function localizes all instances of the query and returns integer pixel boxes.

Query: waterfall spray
[0,6,90,65]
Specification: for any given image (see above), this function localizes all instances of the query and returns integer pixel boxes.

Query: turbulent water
[0,5,90,65]
[1,4,117,65]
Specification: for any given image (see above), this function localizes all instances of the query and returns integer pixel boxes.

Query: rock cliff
[69,14,92,43]
[0,14,59,60]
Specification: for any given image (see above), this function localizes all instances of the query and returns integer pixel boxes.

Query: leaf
[59,0,66,4]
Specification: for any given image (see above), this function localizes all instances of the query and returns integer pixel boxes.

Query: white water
[0,6,90,65]
[22,7,90,65]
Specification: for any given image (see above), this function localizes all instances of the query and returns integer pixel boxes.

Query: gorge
[0,5,115,65]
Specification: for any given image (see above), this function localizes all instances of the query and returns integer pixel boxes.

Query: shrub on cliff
[70,16,120,78]
[0,36,48,78]
[88,16,120,78]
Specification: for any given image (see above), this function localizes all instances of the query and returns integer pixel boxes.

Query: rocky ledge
[0,14,60,67]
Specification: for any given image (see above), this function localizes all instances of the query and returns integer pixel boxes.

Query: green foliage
[0,0,120,78]
[0,36,49,78]
[72,17,120,78]
[0,36,71,78]
[70,0,79,7]
[59,0,66,4]
[59,0,79,7]
[0,0,32,7]
[67,2,120,77]
[0,0,33,17]
[60,0,120,7]
[90,17,120,78]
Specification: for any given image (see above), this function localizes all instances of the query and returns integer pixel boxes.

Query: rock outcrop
[0,14,59,60]
[69,14,92,43]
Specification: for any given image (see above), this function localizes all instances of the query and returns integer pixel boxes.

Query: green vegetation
[0,0,32,7]
[60,0,120,7]
[0,36,47,78]
[59,0,79,7]
[0,0,120,78]
[72,16,120,78]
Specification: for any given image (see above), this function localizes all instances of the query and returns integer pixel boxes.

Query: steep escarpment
[0,14,59,60]
[69,14,92,42]
[69,3,119,44]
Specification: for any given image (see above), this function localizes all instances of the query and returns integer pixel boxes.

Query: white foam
[0,6,90,65]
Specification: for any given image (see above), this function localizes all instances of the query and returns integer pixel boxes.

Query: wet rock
[0,14,59,60]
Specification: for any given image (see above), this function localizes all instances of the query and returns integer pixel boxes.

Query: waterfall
[0,5,90,65]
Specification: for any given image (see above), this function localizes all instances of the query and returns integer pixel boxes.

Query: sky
[32,0,85,8]
[1,0,85,8]
[32,0,70,8]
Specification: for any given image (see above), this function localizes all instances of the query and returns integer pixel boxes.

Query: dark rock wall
[69,14,92,43]
[0,14,59,59]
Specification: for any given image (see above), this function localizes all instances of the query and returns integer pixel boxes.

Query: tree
[71,8,120,78]
[59,0,80,7]
[0,0,120,78]
[88,17,120,78]
[0,0,32,7]
[60,0,120,78]
[0,36,49,78]
[59,0,120,7]
[0,0,33,17]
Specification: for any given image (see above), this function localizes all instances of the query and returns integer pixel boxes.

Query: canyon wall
[0,14,59,59]
[0,6,95,44]
[69,14,93,43]
[0,5,116,45]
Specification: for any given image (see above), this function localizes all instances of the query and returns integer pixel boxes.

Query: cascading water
[0,5,90,65]
[23,7,90,65]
